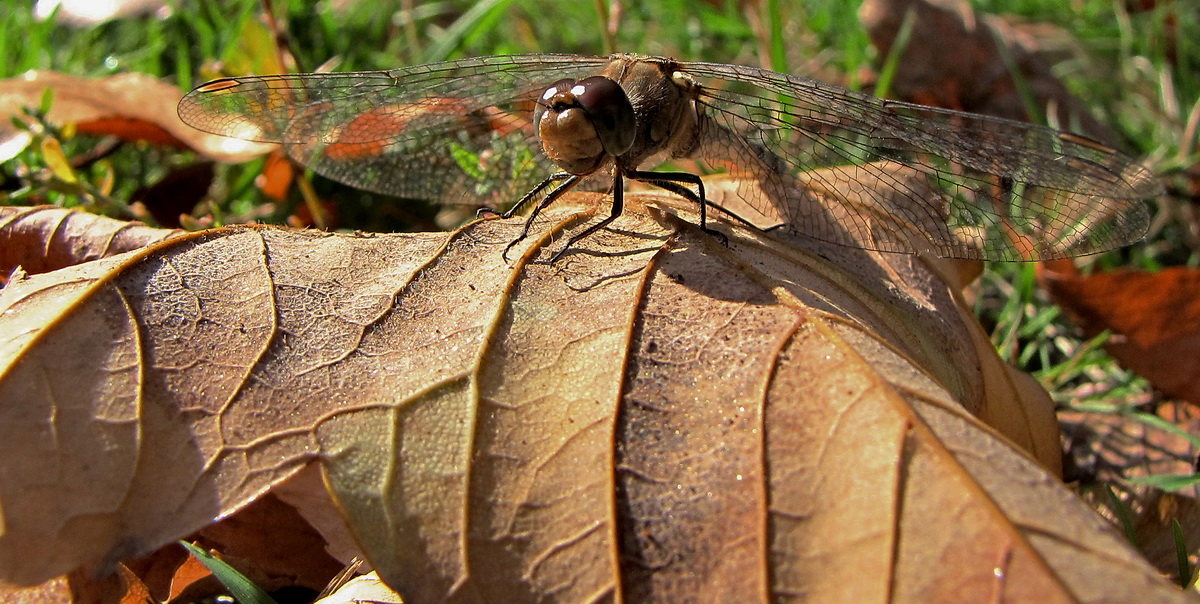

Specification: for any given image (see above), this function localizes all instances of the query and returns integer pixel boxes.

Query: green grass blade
[421,0,516,63]
[872,5,916,101]
[1125,473,1200,492]
[178,540,278,604]
[1105,485,1140,548]
[1172,518,1192,589]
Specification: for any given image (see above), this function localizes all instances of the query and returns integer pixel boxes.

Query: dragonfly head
[536,76,637,175]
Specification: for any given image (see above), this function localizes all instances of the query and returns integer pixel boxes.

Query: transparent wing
[678,60,1158,260]
[177,54,612,206]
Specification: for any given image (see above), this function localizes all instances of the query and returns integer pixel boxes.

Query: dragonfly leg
[543,173,626,263]
[475,171,572,221]
[502,173,581,261]
[630,170,728,247]
[501,171,573,220]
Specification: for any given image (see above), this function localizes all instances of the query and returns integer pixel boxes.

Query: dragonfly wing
[678,60,1158,260]
[178,54,611,206]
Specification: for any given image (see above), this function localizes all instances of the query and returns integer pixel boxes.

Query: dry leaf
[0,195,1188,601]
[0,71,273,163]
[1042,261,1200,405]
[113,543,205,603]
[1134,491,1200,584]
[65,563,152,604]
[0,205,182,277]
[191,491,345,593]
[271,463,368,570]
[0,575,71,603]
[1059,398,1199,584]
[162,550,220,603]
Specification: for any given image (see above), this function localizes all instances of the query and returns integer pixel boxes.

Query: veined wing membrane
[678,60,1157,260]
[177,55,611,207]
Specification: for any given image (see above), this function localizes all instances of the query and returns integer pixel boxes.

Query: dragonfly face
[536,75,637,175]
[177,53,1160,262]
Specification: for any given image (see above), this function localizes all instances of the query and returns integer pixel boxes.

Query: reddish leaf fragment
[1042,261,1200,404]
[66,563,153,604]
[257,149,295,201]
[74,115,185,148]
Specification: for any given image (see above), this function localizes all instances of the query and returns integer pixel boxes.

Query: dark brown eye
[569,76,636,156]
[572,76,624,112]
[535,75,637,160]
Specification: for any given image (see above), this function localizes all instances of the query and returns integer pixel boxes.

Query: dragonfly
[177,53,1160,261]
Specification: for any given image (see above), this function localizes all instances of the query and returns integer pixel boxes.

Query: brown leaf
[1042,262,1200,404]
[163,550,219,603]
[1134,491,1200,583]
[192,491,345,593]
[859,0,1122,145]
[270,463,367,570]
[0,71,273,163]
[102,540,239,604]
[0,205,182,277]
[0,196,1187,601]
[1063,401,1199,484]
[65,563,153,604]
[1059,401,1199,584]
[111,542,197,603]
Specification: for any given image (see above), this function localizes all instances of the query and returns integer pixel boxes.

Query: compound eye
[572,76,624,111]
[569,76,636,157]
